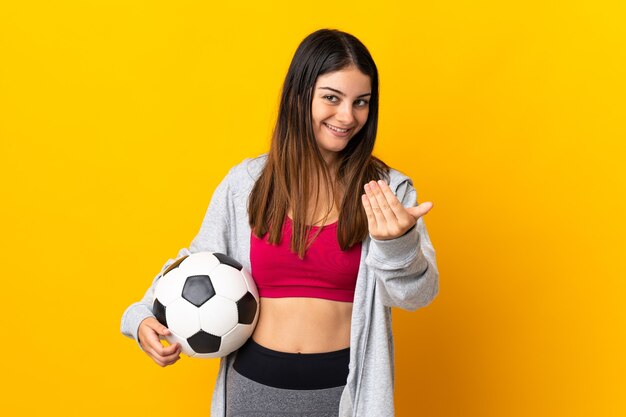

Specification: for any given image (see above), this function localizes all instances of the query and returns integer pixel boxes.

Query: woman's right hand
[138,317,182,367]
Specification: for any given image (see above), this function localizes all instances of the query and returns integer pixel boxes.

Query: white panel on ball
[154,268,187,306]
[166,298,202,338]
[165,331,195,357]
[180,251,220,274]
[198,295,239,337]
[210,264,248,301]
[217,324,255,357]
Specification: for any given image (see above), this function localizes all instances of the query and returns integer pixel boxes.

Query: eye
[323,95,339,103]
[355,99,369,107]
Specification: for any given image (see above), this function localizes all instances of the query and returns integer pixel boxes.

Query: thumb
[156,324,171,336]
[149,318,171,336]
[406,201,433,220]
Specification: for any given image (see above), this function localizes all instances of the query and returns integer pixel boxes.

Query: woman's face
[311,66,372,164]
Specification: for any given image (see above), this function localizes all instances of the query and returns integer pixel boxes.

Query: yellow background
[1,1,624,416]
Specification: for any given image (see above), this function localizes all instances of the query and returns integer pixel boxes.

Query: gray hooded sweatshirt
[121,154,439,416]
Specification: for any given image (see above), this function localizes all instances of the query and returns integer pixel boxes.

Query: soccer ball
[152,251,259,358]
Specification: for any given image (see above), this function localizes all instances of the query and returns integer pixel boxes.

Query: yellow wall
[1,1,624,416]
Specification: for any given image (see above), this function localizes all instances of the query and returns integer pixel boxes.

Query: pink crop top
[249,217,362,302]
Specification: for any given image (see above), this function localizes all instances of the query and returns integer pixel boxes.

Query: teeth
[325,123,349,133]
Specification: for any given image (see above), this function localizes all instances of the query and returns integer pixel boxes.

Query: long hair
[248,28,389,259]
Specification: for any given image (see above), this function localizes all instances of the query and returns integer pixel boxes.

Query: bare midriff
[251,297,353,353]
[252,199,353,353]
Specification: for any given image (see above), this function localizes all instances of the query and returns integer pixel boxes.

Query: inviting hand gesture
[361,180,433,241]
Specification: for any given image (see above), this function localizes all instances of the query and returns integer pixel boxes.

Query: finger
[364,183,386,225]
[146,341,180,365]
[144,330,169,355]
[157,326,171,337]
[153,356,167,367]
[161,342,180,356]
[361,193,377,230]
[145,345,165,366]
[368,181,398,224]
[161,348,182,365]
[376,180,406,218]
[147,319,171,337]
[406,202,434,220]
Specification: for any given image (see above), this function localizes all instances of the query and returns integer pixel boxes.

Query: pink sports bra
[249,216,362,302]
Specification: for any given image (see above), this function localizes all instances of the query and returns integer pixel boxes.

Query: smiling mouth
[323,122,352,134]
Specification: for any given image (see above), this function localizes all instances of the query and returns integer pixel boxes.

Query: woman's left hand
[361,180,433,241]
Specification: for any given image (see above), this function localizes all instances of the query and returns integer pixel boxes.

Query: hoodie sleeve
[120,166,235,348]
[365,176,440,311]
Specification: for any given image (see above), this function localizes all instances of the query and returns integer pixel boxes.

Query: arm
[363,178,440,311]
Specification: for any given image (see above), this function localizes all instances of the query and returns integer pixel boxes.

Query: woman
[121,28,439,417]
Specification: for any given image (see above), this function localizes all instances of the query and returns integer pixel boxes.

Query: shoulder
[371,156,413,191]
[387,166,413,189]
[222,153,268,194]
[384,164,418,206]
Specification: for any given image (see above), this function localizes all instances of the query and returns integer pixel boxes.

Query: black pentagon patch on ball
[213,252,242,271]
[182,275,216,307]
[152,299,167,328]
[188,330,221,354]
[163,255,189,275]
[237,292,257,325]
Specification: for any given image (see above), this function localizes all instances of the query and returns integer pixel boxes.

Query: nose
[335,102,355,126]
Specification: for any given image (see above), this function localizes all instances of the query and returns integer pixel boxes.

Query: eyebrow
[318,86,372,98]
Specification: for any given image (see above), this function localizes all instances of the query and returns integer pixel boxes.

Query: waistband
[232,338,350,390]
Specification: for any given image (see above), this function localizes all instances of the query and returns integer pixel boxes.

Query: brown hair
[248,28,389,259]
